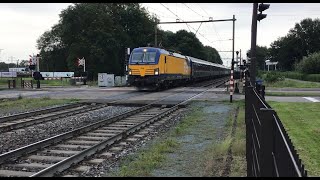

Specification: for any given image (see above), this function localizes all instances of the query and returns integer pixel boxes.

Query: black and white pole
[230,14,235,103]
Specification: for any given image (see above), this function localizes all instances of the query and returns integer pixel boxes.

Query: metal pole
[240,49,242,83]
[230,15,235,103]
[250,3,258,86]
[83,59,85,72]
[155,24,157,47]
[240,49,242,66]
[36,56,39,72]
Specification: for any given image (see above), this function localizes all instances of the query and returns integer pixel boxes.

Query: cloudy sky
[0,3,320,66]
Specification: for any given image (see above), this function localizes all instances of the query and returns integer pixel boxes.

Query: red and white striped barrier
[71,77,86,79]
[44,77,62,80]
[230,70,234,96]
[243,71,246,87]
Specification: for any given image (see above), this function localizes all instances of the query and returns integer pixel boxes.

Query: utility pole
[250,3,258,86]
[250,3,270,86]
[240,49,242,66]
[155,24,157,47]
[0,49,3,62]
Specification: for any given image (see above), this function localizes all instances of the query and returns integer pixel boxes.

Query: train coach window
[165,56,167,63]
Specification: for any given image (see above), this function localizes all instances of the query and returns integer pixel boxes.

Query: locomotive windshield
[130,51,157,64]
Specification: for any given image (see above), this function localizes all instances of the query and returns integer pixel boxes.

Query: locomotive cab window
[130,51,157,64]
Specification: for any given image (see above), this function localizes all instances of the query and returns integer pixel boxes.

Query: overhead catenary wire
[160,3,232,65]
[160,3,214,45]
[197,3,232,65]
[188,3,233,64]
[194,3,232,64]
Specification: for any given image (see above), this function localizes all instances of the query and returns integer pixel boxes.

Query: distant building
[9,67,28,72]
[265,60,278,71]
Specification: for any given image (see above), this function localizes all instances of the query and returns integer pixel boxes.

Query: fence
[21,80,33,89]
[245,82,308,177]
[8,80,16,89]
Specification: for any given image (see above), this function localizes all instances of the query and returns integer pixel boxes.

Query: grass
[269,101,320,176]
[110,105,204,176]
[0,78,72,87]
[265,79,320,88]
[87,80,98,86]
[229,100,246,177]
[216,100,246,177]
[201,114,234,176]
[0,97,79,113]
[41,79,71,86]
[266,92,320,97]
[115,138,179,176]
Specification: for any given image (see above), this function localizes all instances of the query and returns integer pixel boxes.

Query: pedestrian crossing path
[303,97,320,102]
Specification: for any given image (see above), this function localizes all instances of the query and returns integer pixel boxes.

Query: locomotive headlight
[128,69,132,75]
[154,68,159,75]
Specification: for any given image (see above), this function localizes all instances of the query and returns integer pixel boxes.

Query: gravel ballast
[0,106,138,154]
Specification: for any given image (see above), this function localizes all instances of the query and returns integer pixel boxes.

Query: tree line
[248,18,320,74]
[36,3,222,80]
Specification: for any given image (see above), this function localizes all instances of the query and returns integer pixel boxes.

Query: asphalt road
[0,85,319,103]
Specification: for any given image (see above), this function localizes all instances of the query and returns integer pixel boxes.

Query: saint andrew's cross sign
[77,57,86,72]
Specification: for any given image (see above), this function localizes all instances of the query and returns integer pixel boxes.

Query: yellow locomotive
[127,47,230,90]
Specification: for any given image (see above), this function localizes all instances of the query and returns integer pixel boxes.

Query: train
[127,47,230,90]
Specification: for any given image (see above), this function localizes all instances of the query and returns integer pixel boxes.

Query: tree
[37,3,158,79]
[295,51,320,74]
[247,45,269,70]
[268,18,320,71]
[0,62,16,71]
[203,46,222,64]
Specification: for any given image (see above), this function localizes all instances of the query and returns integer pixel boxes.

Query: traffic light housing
[258,3,270,12]
[257,14,267,21]
[257,3,270,21]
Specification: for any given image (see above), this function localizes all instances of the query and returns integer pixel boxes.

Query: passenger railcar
[127,47,230,90]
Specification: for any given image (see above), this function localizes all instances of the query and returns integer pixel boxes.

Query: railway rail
[0,103,106,133]
[0,89,165,133]
[0,77,228,177]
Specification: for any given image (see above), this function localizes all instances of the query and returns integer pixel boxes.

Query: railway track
[0,103,107,133]
[0,89,161,133]
[0,78,225,177]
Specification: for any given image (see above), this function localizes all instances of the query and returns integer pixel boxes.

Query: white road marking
[303,97,320,102]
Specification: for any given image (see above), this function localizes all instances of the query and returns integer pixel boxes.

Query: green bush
[283,71,305,80]
[296,52,320,74]
[262,71,285,83]
[305,74,320,82]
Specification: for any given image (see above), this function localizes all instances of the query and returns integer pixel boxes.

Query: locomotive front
[127,47,161,89]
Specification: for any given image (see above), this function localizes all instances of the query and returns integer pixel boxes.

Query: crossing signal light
[257,14,267,21]
[257,3,270,21]
[258,3,270,12]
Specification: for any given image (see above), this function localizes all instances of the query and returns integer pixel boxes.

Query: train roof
[135,47,230,69]
[187,56,229,69]
[135,47,187,59]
